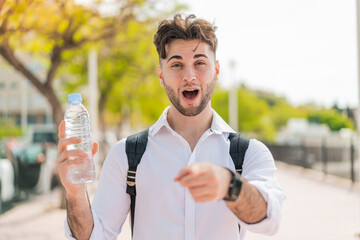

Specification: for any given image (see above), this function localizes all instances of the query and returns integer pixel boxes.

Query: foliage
[101,19,169,128]
[212,85,354,142]
[0,0,183,128]
[59,8,181,133]
[0,117,22,139]
[307,108,354,131]
[211,84,229,122]
[254,90,307,129]
[212,86,277,142]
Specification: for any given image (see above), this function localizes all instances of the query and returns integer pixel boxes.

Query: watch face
[224,172,242,201]
[231,176,242,199]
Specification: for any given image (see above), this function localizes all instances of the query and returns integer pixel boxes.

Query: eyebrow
[194,54,208,59]
[167,55,182,63]
[167,54,209,63]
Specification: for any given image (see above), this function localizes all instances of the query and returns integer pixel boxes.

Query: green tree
[211,84,229,122]
[60,8,183,138]
[213,84,354,142]
[307,108,354,131]
[212,86,276,142]
[0,0,150,127]
[0,117,21,139]
[237,87,276,141]
[254,90,306,129]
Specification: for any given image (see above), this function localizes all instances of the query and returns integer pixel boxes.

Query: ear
[158,65,164,87]
[215,60,220,82]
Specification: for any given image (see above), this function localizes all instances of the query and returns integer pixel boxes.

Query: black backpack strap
[125,128,149,238]
[228,132,249,233]
[228,132,249,175]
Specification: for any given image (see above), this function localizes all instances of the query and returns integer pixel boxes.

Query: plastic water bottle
[64,93,95,184]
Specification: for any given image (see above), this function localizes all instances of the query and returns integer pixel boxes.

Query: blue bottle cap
[68,93,82,104]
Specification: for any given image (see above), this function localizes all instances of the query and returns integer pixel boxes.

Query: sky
[180,0,359,108]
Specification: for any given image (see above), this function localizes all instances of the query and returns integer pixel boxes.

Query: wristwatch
[223,169,243,201]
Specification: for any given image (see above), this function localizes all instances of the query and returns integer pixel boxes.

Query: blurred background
[0,0,359,239]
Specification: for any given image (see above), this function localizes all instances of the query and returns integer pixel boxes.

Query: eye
[171,63,182,68]
[195,61,206,66]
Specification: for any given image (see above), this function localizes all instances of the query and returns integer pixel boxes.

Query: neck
[167,104,213,150]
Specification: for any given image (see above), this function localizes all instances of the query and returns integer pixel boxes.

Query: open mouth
[182,89,199,99]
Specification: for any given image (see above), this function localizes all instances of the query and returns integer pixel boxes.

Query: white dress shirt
[65,107,286,240]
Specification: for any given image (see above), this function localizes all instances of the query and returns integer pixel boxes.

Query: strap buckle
[127,170,136,187]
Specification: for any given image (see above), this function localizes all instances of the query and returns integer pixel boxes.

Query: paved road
[0,162,359,240]
[247,162,360,240]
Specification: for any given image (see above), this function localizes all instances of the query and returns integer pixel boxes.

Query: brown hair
[153,14,218,59]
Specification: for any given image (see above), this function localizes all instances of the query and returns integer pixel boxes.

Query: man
[57,14,286,240]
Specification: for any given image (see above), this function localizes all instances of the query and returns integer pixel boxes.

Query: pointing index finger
[174,168,191,182]
[174,164,203,182]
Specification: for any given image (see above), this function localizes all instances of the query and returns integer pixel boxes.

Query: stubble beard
[162,77,216,117]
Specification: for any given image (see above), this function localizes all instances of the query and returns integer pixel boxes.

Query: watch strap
[223,168,243,201]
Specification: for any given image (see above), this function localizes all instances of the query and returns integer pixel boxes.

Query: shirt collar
[149,106,172,136]
[149,106,236,137]
[209,109,236,134]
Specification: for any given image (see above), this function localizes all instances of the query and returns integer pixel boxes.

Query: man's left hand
[174,163,231,202]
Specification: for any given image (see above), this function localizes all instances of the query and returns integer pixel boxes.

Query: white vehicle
[0,142,17,213]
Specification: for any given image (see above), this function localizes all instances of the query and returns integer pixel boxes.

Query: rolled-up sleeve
[64,139,130,240]
[237,139,286,235]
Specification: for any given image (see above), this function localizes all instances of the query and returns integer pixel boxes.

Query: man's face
[157,39,220,117]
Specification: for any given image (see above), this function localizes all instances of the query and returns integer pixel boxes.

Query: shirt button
[186,221,192,227]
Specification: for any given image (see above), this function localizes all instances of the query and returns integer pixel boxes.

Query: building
[0,58,53,126]
[276,118,355,148]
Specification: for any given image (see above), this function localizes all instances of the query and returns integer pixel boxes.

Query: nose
[182,66,196,83]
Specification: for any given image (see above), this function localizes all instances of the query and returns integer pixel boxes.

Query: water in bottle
[64,93,95,184]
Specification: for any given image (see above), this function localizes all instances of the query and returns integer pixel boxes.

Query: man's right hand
[57,120,98,239]
[56,120,99,198]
